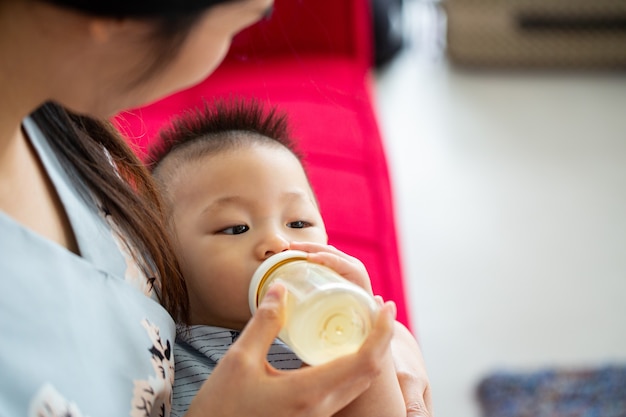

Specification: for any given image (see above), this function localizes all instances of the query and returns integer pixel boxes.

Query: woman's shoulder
[0,221,176,416]
[0,118,176,417]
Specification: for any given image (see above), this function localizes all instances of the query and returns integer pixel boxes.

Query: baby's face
[167,142,327,329]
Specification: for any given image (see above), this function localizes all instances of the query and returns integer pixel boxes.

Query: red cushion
[225,0,371,65]
[114,0,411,328]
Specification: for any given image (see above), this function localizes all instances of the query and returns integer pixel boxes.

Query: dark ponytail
[31,102,189,322]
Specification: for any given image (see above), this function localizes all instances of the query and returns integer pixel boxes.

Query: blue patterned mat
[477,365,626,417]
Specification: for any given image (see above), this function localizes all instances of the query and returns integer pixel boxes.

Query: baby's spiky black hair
[147,98,303,171]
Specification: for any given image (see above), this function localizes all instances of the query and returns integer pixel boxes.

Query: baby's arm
[333,303,405,417]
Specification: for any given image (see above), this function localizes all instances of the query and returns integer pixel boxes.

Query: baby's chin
[190,315,251,332]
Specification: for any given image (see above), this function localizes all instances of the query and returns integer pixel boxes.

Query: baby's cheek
[312,230,329,244]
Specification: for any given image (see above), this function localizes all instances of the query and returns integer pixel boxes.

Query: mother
[0,0,432,416]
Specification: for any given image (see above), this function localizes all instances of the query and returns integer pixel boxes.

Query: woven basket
[444,0,626,69]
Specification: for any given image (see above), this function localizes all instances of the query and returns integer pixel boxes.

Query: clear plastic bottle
[249,250,379,366]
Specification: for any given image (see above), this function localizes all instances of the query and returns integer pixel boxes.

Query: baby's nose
[258,233,290,260]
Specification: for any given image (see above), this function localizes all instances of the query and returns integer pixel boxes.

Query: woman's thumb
[235,282,287,356]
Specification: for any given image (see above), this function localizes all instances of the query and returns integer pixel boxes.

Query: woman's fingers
[290,301,397,415]
[234,282,287,358]
[187,284,290,416]
[406,386,433,417]
[399,372,432,416]
[189,295,398,417]
[392,321,434,417]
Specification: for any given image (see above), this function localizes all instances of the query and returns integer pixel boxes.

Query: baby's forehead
[159,131,291,165]
[170,141,318,205]
[154,135,307,188]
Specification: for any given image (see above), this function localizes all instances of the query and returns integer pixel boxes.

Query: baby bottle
[249,250,379,366]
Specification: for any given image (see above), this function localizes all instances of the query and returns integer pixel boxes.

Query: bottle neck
[254,255,307,307]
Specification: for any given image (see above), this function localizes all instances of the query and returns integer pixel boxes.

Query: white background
[374,2,626,416]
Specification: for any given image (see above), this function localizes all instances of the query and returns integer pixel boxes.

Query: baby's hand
[288,242,373,294]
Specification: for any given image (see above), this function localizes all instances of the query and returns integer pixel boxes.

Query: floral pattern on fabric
[100,207,155,298]
[27,319,174,417]
[131,319,175,417]
[28,384,87,417]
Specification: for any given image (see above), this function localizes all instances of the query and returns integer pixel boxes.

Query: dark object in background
[443,0,626,69]
[372,0,405,67]
[477,365,626,417]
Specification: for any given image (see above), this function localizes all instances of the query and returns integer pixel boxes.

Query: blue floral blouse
[0,118,176,417]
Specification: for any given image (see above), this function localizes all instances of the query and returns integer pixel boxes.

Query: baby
[148,99,404,417]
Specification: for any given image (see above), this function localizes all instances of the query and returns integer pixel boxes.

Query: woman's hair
[44,0,235,18]
[31,102,189,322]
[148,98,302,173]
[25,1,247,322]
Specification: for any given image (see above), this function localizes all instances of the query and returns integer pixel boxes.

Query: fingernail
[374,295,384,307]
[262,282,285,303]
[386,301,397,319]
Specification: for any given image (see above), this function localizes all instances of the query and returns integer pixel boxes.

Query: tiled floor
[373,1,626,416]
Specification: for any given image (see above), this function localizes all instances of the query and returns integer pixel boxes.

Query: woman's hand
[186,283,397,417]
[392,321,433,417]
[290,241,434,417]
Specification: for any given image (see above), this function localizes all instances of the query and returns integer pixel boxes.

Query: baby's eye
[220,224,250,235]
[287,220,311,229]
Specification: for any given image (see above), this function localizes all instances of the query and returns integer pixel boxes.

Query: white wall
[374,2,626,416]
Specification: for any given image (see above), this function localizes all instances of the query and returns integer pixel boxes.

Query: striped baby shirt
[172,325,303,416]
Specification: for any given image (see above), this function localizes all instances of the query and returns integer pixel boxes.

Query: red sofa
[114,0,411,328]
